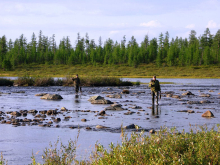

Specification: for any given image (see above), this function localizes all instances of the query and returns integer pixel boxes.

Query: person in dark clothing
[72,74,81,94]
[149,75,161,105]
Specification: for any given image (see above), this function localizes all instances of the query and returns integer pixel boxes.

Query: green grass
[2,125,219,165]
[1,63,220,78]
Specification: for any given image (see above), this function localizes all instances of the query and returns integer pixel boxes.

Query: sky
[0,0,220,46]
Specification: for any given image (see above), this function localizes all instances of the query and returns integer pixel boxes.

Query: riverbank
[1,64,220,78]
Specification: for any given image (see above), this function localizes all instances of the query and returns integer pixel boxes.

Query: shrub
[90,125,220,165]
[0,78,14,86]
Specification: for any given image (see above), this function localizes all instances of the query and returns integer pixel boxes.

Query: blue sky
[0,0,220,46]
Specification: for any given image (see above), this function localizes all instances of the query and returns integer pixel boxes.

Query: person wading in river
[149,75,161,105]
[72,74,81,94]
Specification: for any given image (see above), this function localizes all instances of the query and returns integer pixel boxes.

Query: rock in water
[124,124,135,129]
[88,95,104,101]
[35,93,48,96]
[202,110,214,117]
[98,110,106,116]
[182,91,194,96]
[121,89,129,94]
[41,94,63,100]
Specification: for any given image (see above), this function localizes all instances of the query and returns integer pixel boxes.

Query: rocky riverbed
[0,78,220,164]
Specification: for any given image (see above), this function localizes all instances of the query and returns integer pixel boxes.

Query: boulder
[81,118,87,122]
[96,125,109,129]
[149,129,155,134]
[121,89,129,94]
[41,94,63,100]
[202,110,214,117]
[47,110,58,115]
[88,95,113,104]
[10,111,21,117]
[124,124,135,129]
[98,110,106,116]
[182,91,194,96]
[88,95,104,101]
[53,118,61,122]
[61,107,68,111]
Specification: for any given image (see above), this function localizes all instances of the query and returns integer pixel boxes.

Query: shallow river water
[0,78,220,164]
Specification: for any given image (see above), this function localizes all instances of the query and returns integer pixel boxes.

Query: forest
[0,28,220,70]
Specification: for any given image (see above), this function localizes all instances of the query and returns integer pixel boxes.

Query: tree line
[0,28,220,70]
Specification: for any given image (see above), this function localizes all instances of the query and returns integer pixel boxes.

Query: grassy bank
[1,126,219,165]
[0,76,133,86]
[1,64,220,78]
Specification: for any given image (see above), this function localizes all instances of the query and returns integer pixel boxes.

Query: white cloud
[110,31,119,34]
[206,20,219,28]
[140,20,161,28]
[185,24,195,29]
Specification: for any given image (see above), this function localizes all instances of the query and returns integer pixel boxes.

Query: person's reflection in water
[151,105,160,116]
[74,94,81,103]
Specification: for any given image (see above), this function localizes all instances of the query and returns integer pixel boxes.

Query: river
[0,78,219,164]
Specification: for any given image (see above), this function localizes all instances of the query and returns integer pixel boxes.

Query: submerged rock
[187,101,201,104]
[177,110,195,113]
[202,110,214,117]
[199,93,211,97]
[106,94,122,99]
[91,100,113,104]
[124,111,135,115]
[130,105,142,109]
[41,94,63,100]
[35,93,48,96]
[105,103,124,111]
[182,91,194,96]
[200,100,212,104]
[28,109,38,114]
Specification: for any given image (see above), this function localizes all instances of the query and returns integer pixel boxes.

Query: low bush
[0,78,14,86]
[14,76,34,86]
[90,125,220,165]
[13,76,133,87]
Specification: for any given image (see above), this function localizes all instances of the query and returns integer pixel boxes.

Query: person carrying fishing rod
[72,74,81,94]
[149,75,161,105]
